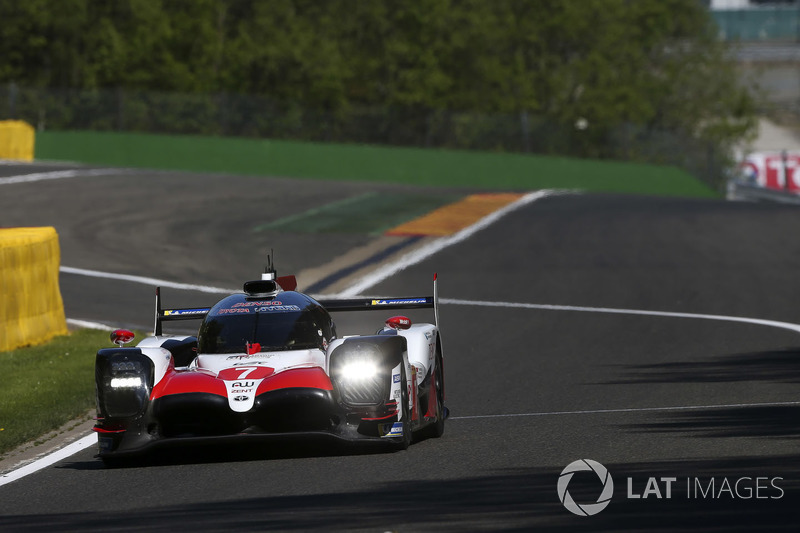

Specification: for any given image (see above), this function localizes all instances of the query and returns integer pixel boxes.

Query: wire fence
[0,83,728,190]
[711,6,800,43]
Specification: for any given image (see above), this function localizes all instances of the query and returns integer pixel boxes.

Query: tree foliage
[0,0,755,156]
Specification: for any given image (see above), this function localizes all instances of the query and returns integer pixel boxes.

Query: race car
[93,259,446,463]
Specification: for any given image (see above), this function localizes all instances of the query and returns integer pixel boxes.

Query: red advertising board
[740,151,800,192]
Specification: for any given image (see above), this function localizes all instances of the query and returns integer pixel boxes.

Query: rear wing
[153,274,440,335]
[153,287,210,336]
[317,273,440,325]
[316,296,432,311]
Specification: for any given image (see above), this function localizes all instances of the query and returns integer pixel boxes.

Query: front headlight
[331,345,387,406]
[96,349,153,418]
[339,360,379,381]
[110,376,144,388]
[111,361,143,374]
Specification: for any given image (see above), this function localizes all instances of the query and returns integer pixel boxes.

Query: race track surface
[1,163,800,530]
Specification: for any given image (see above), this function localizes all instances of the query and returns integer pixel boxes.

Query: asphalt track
[2,163,800,530]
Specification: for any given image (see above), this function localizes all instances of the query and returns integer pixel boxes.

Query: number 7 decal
[218,366,274,380]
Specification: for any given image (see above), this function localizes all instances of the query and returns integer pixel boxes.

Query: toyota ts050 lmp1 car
[93,261,446,463]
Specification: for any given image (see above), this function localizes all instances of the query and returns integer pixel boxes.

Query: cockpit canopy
[197,292,335,354]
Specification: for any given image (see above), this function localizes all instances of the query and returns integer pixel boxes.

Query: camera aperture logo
[557,459,614,516]
[558,459,786,517]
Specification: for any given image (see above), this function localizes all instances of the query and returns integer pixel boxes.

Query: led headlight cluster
[96,349,153,418]
[111,361,142,373]
[109,360,146,389]
[110,376,144,388]
[331,345,386,406]
[339,360,379,382]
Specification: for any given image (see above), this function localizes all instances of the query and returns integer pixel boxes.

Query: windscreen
[198,307,325,354]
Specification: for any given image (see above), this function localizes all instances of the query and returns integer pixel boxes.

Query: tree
[0,0,755,165]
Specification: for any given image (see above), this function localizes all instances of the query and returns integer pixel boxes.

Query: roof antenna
[262,249,276,281]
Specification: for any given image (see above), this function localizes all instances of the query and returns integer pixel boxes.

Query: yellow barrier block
[0,120,35,161]
[385,193,526,237]
[0,227,68,352]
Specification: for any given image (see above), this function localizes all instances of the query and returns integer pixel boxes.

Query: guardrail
[726,181,800,205]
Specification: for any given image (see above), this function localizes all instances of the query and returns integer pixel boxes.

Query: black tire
[418,351,445,439]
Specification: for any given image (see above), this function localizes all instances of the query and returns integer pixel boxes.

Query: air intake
[243,279,280,298]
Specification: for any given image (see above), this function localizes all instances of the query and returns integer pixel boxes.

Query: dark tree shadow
[607,347,800,385]
[623,405,800,439]
[3,456,799,531]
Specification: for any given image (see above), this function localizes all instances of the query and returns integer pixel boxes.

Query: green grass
[0,328,138,455]
[36,130,718,198]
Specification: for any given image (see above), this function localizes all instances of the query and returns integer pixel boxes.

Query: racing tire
[417,350,445,440]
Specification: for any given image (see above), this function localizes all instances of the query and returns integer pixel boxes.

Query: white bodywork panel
[135,322,438,410]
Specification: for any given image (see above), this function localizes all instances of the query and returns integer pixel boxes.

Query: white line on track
[449,401,800,421]
[60,266,236,294]
[0,434,96,488]
[3,190,562,483]
[0,168,132,185]
[441,298,800,335]
[337,189,564,297]
[66,318,114,331]
[8,186,800,485]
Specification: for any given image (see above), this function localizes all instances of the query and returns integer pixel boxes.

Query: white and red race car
[93,260,446,464]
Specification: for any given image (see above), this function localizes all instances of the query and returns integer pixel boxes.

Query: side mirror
[110,329,135,347]
[385,316,412,330]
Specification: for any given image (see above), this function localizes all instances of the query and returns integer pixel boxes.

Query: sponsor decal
[253,305,300,312]
[215,301,299,315]
[393,373,401,383]
[371,298,428,306]
[222,372,269,412]
[383,422,404,437]
[164,308,208,316]
[226,354,275,360]
[378,422,404,437]
[217,308,250,314]
[232,301,283,307]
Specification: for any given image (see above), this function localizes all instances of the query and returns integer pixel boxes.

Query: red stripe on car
[151,369,227,400]
[256,367,333,394]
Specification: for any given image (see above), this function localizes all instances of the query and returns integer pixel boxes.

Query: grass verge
[0,328,138,455]
[36,130,718,198]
